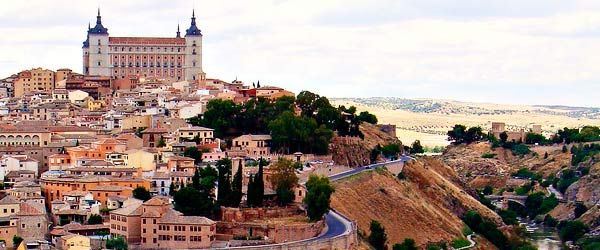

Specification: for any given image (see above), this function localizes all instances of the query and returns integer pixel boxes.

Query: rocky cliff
[329,123,402,167]
[442,142,571,188]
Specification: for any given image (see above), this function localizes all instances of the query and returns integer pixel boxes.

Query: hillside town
[0,8,399,250]
[2,4,600,250]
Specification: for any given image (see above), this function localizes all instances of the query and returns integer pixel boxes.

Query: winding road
[314,156,414,242]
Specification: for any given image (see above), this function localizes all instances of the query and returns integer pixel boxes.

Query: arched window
[97,39,101,45]
[97,48,101,54]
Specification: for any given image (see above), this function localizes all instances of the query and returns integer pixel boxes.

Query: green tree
[192,167,201,190]
[393,238,418,250]
[199,165,218,195]
[106,235,128,250]
[248,159,265,207]
[183,146,202,164]
[12,235,23,248]
[368,220,387,250]
[216,158,233,206]
[268,158,299,206]
[87,214,103,225]
[574,203,588,218]
[381,143,402,160]
[448,125,484,144]
[173,186,217,217]
[304,175,335,221]
[499,132,508,144]
[132,186,151,201]
[157,136,166,147]
[410,140,424,154]
[358,111,378,124]
[169,182,177,196]
[482,185,493,195]
[230,159,243,207]
[559,220,588,242]
[189,99,241,138]
[371,144,382,163]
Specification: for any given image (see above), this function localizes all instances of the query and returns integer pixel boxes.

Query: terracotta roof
[54,209,88,216]
[168,155,194,161]
[142,128,168,133]
[109,37,186,45]
[63,190,90,197]
[157,208,214,225]
[89,185,132,192]
[17,202,45,216]
[143,197,169,206]
[111,203,142,216]
[0,195,19,205]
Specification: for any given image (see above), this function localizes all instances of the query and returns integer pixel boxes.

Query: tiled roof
[111,203,142,216]
[17,202,45,216]
[158,208,214,225]
[109,37,185,45]
[0,195,19,205]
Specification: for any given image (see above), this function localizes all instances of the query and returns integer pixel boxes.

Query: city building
[82,9,205,81]
[109,197,215,248]
[231,134,272,156]
[13,68,56,98]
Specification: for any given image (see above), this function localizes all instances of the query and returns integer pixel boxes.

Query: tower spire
[176,24,181,38]
[96,8,102,25]
[185,9,202,36]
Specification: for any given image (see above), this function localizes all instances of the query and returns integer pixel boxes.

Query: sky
[1,0,600,107]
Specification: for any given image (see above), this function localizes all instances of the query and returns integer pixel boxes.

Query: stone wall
[216,219,325,244]
[220,206,303,223]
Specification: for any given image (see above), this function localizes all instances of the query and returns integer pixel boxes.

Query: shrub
[393,238,417,250]
[397,172,406,180]
[481,153,496,159]
[558,220,588,242]
[451,238,471,249]
[368,220,387,250]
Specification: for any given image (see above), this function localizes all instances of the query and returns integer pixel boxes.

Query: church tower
[184,10,206,82]
[86,9,110,76]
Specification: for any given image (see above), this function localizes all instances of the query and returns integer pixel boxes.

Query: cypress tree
[217,159,232,206]
[192,167,200,190]
[230,159,243,207]
[255,158,265,207]
[247,174,255,207]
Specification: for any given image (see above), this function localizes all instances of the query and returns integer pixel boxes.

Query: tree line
[187,91,378,155]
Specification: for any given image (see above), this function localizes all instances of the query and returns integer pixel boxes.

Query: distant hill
[331,98,600,147]
[333,97,600,119]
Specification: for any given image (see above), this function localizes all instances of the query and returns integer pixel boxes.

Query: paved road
[218,157,414,249]
[314,156,415,240]
[328,156,413,182]
[547,186,564,200]
[454,234,477,250]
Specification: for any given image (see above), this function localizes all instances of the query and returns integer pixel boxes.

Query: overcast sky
[1,0,600,107]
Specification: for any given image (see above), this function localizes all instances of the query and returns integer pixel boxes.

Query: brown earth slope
[329,123,402,167]
[330,157,500,249]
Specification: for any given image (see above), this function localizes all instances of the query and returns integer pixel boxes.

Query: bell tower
[184,10,205,82]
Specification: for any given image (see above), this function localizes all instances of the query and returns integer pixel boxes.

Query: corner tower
[86,9,110,76]
[184,10,206,82]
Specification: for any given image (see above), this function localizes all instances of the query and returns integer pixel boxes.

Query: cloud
[0,0,599,107]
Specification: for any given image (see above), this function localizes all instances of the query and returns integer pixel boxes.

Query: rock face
[329,123,402,167]
[565,162,600,205]
[442,142,571,186]
[330,157,500,248]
